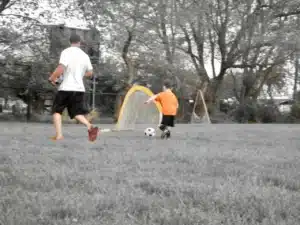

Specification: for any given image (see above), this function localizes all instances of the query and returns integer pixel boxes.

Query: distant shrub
[232,101,285,123]
[257,105,280,123]
[12,102,26,116]
[290,103,300,119]
[233,101,259,123]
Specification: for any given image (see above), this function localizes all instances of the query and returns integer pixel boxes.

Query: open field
[0,122,300,225]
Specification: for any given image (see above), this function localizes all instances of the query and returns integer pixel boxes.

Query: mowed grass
[0,123,300,225]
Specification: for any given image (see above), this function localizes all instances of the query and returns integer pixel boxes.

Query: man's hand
[49,64,65,82]
[49,64,65,87]
[85,70,93,77]
[48,76,57,86]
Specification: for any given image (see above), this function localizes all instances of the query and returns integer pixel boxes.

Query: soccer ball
[144,127,156,137]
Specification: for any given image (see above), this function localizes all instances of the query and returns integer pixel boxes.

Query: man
[145,79,179,139]
[48,33,99,141]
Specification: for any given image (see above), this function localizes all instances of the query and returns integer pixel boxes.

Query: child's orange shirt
[155,90,179,115]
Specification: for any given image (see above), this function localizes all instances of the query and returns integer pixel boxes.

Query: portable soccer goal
[190,89,211,124]
[115,85,162,131]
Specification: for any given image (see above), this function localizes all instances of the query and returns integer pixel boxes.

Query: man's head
[69,33,81,46]
[163,79,172,91]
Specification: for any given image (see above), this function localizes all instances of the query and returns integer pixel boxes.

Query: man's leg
[74,114,99,142]
[74,115,92,130]
[74,115,99,142]
[69,92,99,141]
[51,91,68,141]
[52,113,64,140]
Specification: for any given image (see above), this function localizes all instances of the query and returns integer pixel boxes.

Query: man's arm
[49,50,67,85]
[49,64,65,85]
[85,56,93,77]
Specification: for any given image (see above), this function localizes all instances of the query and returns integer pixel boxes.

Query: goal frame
[115,85,162,131]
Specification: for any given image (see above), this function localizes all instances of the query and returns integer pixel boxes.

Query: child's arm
[145,94,159,104]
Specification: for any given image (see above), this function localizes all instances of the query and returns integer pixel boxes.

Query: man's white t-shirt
[58,46,93,92]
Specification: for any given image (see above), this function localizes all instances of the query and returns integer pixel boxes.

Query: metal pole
[92,43,100,111]
[92,74,96,110]
[293,54,298,101]
[294,15,300,102]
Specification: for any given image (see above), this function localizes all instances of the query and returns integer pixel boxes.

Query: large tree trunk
[114,85,131,122]
[203,67,228,113]
[113,22,137,121]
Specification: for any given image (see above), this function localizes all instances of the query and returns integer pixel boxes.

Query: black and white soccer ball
[144,127,156,137]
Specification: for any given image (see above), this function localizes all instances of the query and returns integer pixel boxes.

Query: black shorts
[160,115,175,127]
[52,91,89,119]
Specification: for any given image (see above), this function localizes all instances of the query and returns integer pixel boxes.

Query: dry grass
[0,123,300,225]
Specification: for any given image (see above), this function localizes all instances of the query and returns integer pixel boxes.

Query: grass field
[0,122,300,225]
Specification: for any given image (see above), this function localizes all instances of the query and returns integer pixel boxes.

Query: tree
[0,0,64,118]
[175,0,300,110]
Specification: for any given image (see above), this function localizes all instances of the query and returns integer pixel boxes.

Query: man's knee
[52,106,64,115]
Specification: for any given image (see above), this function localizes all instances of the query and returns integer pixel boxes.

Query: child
[145,80,179,139]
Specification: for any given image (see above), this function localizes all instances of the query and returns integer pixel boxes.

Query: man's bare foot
[50,136,64,141]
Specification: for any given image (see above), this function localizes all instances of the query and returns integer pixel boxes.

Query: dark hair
[163,79,172,89]
[69,32,81,43]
